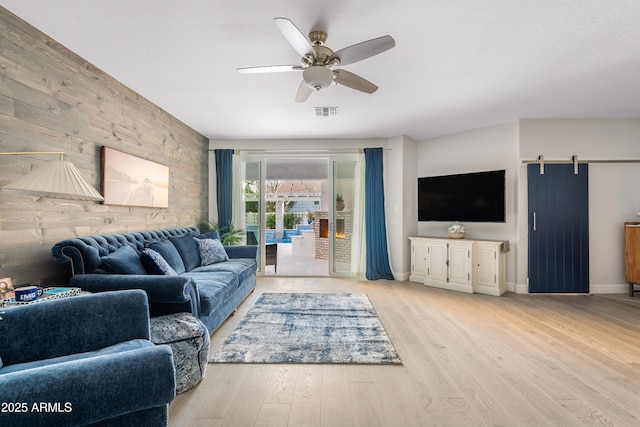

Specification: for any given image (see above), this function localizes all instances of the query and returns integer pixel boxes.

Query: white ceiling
[2,1,640,141]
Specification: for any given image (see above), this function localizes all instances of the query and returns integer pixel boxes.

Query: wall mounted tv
[418,170,506,222]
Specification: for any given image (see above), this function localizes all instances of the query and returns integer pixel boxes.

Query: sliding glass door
[332,158,364,275]
[240,153,364,277]
[243,160,263,269]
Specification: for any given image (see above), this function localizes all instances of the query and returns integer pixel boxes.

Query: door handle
[533,212,536,232]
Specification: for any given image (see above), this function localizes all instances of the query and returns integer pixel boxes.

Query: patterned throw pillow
[147,240,186,274]
[141,248,178,276]
[195,238,229,266]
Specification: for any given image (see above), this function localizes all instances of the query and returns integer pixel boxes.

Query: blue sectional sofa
[51,227,258,333]
[0,290,176,426]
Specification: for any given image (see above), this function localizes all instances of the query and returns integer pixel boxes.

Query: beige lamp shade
[2,159,104,201]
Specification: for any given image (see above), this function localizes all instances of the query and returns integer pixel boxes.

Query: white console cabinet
[409,238,429,282]
[474,241,507,296]
[409,237,508,296]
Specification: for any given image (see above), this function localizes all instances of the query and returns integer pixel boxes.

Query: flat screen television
[418,170,505,222]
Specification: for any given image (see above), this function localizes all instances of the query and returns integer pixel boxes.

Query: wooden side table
[624,222,640,297]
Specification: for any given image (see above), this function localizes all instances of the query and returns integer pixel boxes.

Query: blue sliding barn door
[528,163,589,293]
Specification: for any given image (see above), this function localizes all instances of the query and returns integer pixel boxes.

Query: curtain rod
[522,158,640,165]
[207,148,392,154]
[235,149,364,154]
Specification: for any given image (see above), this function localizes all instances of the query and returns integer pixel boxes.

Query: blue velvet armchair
[0,290,176,426]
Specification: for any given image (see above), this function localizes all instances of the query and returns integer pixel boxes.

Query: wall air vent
[314,107,339,117]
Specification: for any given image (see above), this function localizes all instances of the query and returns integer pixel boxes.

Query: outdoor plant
[265,213,302,230]
[336,192,345,211]
[266,214,276,229]
[283,213,302,229]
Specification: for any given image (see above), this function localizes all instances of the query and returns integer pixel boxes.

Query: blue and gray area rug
[209,292,402,364]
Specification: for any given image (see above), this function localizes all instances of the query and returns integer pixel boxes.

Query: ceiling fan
[238,17,395,102]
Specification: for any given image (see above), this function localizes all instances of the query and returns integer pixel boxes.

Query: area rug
[209,293,402,364]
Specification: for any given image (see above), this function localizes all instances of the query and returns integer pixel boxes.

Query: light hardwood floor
[169,277,640,427]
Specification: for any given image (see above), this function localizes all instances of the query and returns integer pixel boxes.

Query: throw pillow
[195,238,229,266]
[100,245,147,275]
[169,234,201,271]
[147,240,186,274]
[141,248,178,276]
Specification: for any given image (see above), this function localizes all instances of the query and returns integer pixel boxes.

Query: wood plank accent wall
[0,7,209,287]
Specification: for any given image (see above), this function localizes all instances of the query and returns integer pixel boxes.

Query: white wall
[416,122,520,288]
[518,118,640,293]
[384,136,417,280]
[403,136,419,277]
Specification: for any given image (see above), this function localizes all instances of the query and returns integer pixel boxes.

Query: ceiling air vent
[314,107,339,117]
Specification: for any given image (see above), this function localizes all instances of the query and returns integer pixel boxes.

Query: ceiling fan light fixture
[303,66,334,91]
[241,18,395,101]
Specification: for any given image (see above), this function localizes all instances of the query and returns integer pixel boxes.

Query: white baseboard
[510,282,528,294]
[394,271,410,282]
[509,282,628,294]
[589,283,629,294]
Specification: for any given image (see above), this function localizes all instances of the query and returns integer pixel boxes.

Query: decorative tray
[1,287,81,307]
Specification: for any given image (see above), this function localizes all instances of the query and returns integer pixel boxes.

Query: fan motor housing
[308,31,327,45]
[309,45,334,66]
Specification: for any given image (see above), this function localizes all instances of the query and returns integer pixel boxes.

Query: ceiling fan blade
[295,81,313,103]
[274,17,316,59]
[329,35,395,66]
[237,65,303,73]
[333,70,378,94]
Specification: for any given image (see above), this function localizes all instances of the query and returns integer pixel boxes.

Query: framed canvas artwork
[101,147,169,208]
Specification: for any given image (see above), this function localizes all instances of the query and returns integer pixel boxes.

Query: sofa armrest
[69,274,199,318]
[51,238,101,275]
[225,245,258,259]
[0,290,150,366]
[70,274,197,304]
[0,345,175,426]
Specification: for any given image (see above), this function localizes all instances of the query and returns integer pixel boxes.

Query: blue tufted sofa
[51,227,258,333]
[0,290,176,426]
